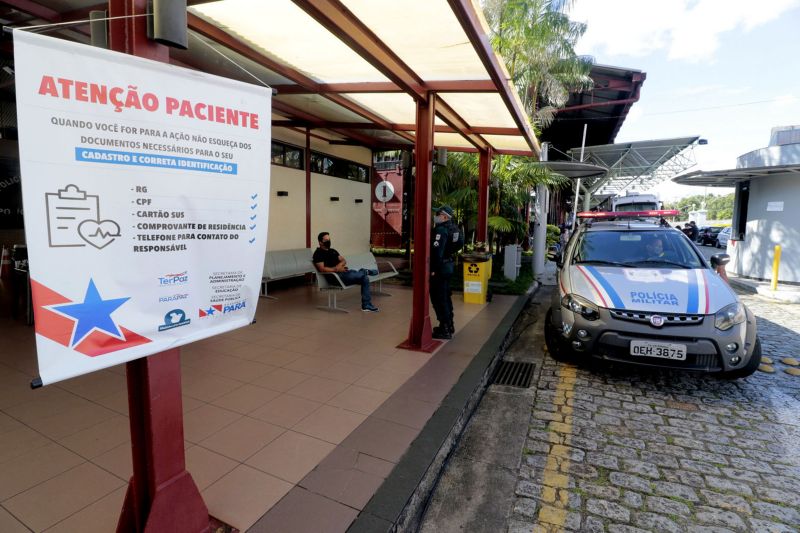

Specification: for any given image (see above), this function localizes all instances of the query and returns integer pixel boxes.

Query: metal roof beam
[271,99,390,148]
[447,0,538,155]
[434,98,491,151]
[187,12,416,145]
[290,0,494,152]
[271,120,518,136]
[291,0,426,101]
[272,80,497,94]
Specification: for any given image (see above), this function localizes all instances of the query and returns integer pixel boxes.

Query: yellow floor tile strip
[534,364,578,532]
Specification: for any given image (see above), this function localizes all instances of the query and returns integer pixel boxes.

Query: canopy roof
[673,164,800,187]
[567,136,702,195]
[0,0,538,156]
[541,64,646,155]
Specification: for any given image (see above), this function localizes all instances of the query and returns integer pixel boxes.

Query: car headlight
[561,294,600,321]
[714,302,746,331]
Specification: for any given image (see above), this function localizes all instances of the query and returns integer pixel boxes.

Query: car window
[572,230,704,268]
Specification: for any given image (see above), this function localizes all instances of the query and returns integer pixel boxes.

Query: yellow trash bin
[463,256,492,304]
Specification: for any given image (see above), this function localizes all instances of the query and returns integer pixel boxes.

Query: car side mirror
[710,253,730,268]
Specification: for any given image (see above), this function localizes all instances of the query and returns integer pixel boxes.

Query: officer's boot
[432,323,452,340]
[447,320,455,335]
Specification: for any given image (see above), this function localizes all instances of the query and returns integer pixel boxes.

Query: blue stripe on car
[584,266,625,309]
[687,270,698,314]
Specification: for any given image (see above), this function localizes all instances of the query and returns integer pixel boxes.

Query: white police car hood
[567,266,737,314]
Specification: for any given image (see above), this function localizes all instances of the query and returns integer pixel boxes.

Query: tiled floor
[0,281,514,532]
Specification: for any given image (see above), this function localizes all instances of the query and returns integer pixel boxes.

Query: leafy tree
[427,1,590,253]
[483,0,594,129]
[432,152,566,250]
[664,193,734,221]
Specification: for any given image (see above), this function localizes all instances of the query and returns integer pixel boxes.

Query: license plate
[630,340,687,360]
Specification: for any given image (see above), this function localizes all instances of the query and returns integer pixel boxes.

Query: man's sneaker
[366,268,379,276]
[362,304,379,312]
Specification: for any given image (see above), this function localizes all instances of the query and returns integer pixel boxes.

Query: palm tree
[429,1,589,256]
[483,0,593,130]
[433,152,566,250]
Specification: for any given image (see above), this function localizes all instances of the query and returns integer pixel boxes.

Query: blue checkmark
[250,203,257,210]
[249,224,256,230]
[250,214,257,220]
[251,193,258,200]
[248,238,256,244]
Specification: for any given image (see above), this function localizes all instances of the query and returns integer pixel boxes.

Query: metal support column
[305,127,312,248]
[533,143,549,279]
[399,92,440,352]
[110,2,209,532]
[477,148,491,243]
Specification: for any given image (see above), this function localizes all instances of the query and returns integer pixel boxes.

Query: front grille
[596,345,721,371]
[595,332,722,371]
[609,309,704,326]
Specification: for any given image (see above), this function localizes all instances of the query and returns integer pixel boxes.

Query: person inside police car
[313,232,379,312]
[644,235,667,261]
[430,205,463,340]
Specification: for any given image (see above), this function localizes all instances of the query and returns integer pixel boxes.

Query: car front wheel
[720,338,761,379]
[544,308,575,362]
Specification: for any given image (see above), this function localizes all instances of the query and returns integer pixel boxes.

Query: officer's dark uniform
[430,207,460,339]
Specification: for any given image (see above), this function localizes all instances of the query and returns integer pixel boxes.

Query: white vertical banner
[14,31,271,385]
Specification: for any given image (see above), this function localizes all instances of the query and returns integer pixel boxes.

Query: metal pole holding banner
[108,1,209,532]
[571,124,588,231]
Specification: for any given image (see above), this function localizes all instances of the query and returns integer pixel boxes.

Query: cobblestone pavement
[509,290,800,533]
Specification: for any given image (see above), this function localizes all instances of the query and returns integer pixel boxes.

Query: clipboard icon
[46,184,100,247]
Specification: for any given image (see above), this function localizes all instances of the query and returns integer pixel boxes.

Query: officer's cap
[434,205,454,218]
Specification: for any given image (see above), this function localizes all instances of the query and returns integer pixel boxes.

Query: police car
[545,210,760,379]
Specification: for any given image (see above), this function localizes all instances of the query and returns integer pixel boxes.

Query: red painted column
[477,148,492,242]
[305,127,312,248]
[109,2,209,532]
[399,92,440,352]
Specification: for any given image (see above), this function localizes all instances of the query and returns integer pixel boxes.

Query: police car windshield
[573,230,703,269]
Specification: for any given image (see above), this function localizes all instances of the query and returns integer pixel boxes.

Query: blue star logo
[205,307,216,316]
[50,279,130,347]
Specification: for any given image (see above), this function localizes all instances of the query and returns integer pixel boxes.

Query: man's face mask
[322,239,331,249]
[435,214,446,224]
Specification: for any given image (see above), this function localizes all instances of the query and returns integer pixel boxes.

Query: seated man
[313,232,378,312]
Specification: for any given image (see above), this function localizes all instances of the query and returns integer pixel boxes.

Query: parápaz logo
[158,309,191,331]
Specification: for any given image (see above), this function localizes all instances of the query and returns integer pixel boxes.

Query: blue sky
[570,0,800,200]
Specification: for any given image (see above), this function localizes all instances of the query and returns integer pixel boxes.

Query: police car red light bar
[577,209,680,218]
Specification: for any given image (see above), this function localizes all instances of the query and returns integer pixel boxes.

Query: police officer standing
[430,205,462,340]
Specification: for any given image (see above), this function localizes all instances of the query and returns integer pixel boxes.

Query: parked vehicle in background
[717,227,732,248]
[611,192,662,212]
[699,226,725,246]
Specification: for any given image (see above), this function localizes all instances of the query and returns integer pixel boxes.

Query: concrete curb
[729,277,800,303]
[347,282,539,533]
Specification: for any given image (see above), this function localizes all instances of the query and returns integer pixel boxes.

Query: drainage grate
[492,360,535,388]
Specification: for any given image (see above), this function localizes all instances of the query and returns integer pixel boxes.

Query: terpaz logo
[158,271,188,286]
[158,309,191,331]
